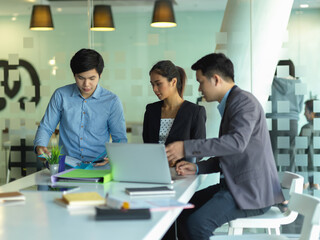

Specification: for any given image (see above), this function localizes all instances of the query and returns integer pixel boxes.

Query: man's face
[75,69,100,99]
[196,70,217,102]
[304,105,314,122]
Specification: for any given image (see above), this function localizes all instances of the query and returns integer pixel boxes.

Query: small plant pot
[49,164,59,175]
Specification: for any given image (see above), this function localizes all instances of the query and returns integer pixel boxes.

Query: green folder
[52,169,112,183]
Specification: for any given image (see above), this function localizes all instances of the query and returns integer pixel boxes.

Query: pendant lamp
[151,0,177,28]
[91,5,115,31]
[29,5,54,31]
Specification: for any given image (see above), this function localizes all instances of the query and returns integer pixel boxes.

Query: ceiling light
[29,5,54,31]
[151,0,177,28]
[91,5,115,31]
[300,4,309,8]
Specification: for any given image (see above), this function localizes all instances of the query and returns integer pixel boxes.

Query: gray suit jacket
[184,86,284,209]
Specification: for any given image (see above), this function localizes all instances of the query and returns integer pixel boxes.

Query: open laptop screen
[106,143,173,184]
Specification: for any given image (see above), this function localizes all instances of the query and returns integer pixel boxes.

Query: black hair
[191,53,234,82]
[70,48,104,76]
[149,60,186,98]
[305,99,320,117]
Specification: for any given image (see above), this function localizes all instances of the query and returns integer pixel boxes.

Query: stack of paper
[0,192,26,206]
[55,192,106,211]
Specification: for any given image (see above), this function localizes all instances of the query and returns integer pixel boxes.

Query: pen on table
[105,194,130,209]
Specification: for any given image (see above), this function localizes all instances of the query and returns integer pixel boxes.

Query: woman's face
[150,72,176,100]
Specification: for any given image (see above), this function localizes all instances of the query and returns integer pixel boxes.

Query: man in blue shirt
[34,49,127,164]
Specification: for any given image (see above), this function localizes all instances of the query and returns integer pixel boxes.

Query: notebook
[106,143,174,184]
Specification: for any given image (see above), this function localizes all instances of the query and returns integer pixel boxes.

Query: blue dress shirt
[34,83,127,162]
[217,88,232,117]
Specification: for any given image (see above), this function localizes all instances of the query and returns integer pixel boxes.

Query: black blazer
[143,100,206,145]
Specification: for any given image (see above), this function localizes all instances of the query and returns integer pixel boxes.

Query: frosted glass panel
[0,118,5,130]
[24,86,35,97]
[265,101,272,114]
[313,155,320,167]
[314,190,320,198]
[277,119,289,131]
[277,136,290,148]
[296,171,308,184]
[131,85,143,97]
[314,137,320,149]
[40,86,51,97]
[10,102,19,113]
[314,100,320,113]
[10,118,20,130]
[314,119,320,131]
[295,154,307,166]
[115,52,126,63]
[55,52,66,64]
[9,69,19,82]
[216,32,227,44]
[295,136,308,149]
[314,172,320,184]
[164,51,176,61]
[23,37,33,48]
[115,69,126,80]
[39,69,51,82]
[277,101,289,113]
[277,154,290,166]
[184,85,193,96]
[8,54,19,65]
[266,118,272,131]
[148,34,159,45]
[0,86,4,96]
[295,83,307,95]
[25,102,36,113]
[276,65,289,77]
[25,119,36,130]
[131,68,143,80]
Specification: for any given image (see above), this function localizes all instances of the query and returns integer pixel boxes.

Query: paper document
[65,156,110,170]
[65,156,82,168]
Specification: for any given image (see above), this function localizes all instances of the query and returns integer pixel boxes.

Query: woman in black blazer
[143,60,206,163]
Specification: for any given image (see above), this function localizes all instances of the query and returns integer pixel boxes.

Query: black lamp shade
[151,0,177,28]
[29,5,54,31]
[91,5,115,31]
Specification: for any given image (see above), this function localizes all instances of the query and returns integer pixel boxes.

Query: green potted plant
[42,145,63,175]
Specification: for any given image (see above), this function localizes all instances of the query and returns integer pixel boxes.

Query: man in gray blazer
[166,53,284,240]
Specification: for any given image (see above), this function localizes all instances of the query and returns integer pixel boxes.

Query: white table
[0,169,204,240]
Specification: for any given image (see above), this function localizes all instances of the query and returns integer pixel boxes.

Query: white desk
[0,169,204,240]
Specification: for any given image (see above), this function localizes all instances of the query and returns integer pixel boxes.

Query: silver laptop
[106,143,174,184]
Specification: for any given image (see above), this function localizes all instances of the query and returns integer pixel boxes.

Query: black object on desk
[95,207,151,220]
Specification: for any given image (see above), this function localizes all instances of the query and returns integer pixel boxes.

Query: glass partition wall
[1,0,320,231]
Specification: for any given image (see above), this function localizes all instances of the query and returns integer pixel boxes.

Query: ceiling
[0,0,320,17]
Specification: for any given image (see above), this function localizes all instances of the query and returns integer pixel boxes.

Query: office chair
[211,192,320,240]
[227,171,304,235]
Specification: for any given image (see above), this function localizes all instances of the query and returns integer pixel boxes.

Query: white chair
[211,192,320,240]
[3,140,11,184]
[228,171,304,235]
